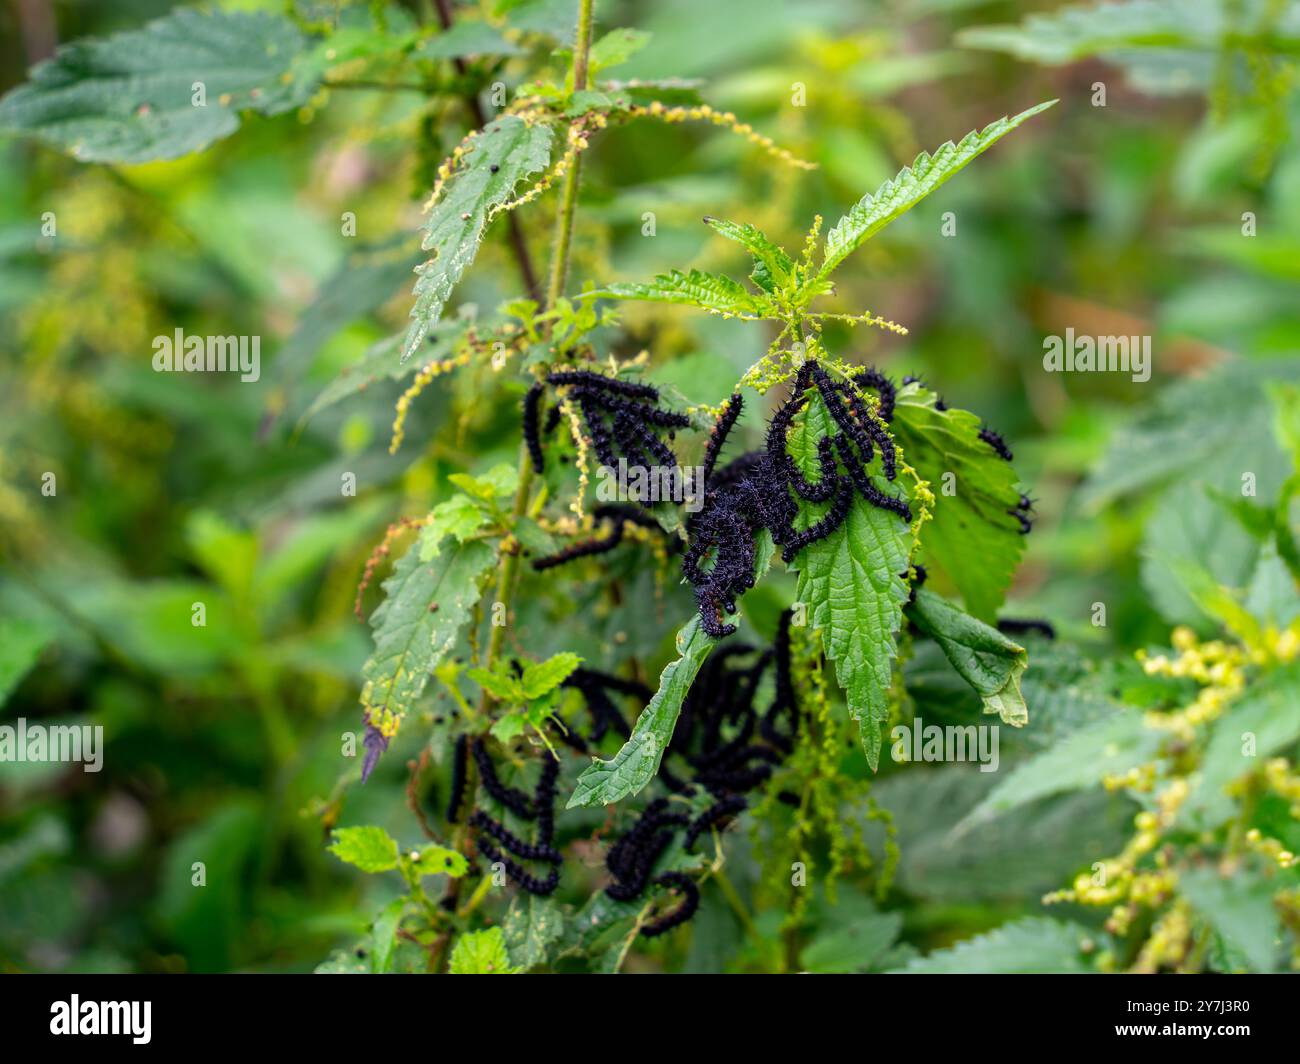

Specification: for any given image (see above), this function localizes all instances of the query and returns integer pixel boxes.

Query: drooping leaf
[0,9,318,164]
[784,390,913,768]
[818,101,1056,281]
[369,897,406,974]
[449,926,522,974]
[328,826,400,873]
[589,28,653,73]
[891,385,1024,621]
[597,268,771,318]
[907,589,1028,726]
[401,116,553,359]
[359,537,496,740]
[891,917,1099,974]
[566,616,715,808]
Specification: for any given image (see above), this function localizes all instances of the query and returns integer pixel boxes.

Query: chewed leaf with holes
[784,389,913,769]
[891,384,1025,621]
[818,101,1055,281]
[908,589,1028,727]
[0,9,318,164]
[359,535,495,743]
[401,116,554,359]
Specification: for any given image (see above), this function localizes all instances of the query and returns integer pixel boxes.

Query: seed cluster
[684,360,911,637]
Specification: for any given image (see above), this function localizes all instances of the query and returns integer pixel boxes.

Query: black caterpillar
[599,612,801,935]
[524,370,690,490]
[467,741,562,896]
[530,503,665,571]
[683,360,911,638]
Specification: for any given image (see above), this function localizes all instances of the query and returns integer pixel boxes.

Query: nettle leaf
[0,9,318,164]
[598,268,771,318]
[503,894,565,971]
[589,28,652,74]
[785,390,912,769]
[565,531,777,808]
[818,101,1055,282]
[1180,866,1282,973]
[401,116,554,359]
[567,616,715,808]
[360,537,496,740]
[419,497,490,559]
[0,617,54,706]
[891,386,1024,621]
[407,845,469,878]
[449,927,522,974]
[521,652,582,699]
[703,216,794,293]
[892,917,1098,974]
[908,589,1028,727]
[417,21,523,60]
[328,826,399,873]
[957,711,1159,831]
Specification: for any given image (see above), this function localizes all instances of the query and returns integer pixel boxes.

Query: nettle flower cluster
[1045,625,1300,972]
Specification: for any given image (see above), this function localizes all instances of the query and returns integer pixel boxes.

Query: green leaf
[891,386,1025,621]
[589,28,652,74]
[503,894,566,971]
[417,21,523,60]
[958,712,1160,830]
[1183,663,1300,828]
[0,9,318,164]
[800,898,902,973]
[328,826,400,873]
[360,537,496,739]
[406,845,469,878]
[784,391,912,768]
[419,497,489,559]
[703,216,794,293]
[1180,866,1282,973]
[466,665,521,703]
[908,589,1028,726]
[369,898,406,974]
[598,268,770,318]
[892,917,1098,974]
[401,116,553,359]
[0,617,53,706]
[449,927,522,974]
[567,616,715,808]
[449,462,519,501]
[818,101,1056,282]
[1081,359,1300,509]
[520,652,582,699]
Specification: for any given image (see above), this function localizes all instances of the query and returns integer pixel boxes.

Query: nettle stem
[440,3,598,932]
[482,0,596,681]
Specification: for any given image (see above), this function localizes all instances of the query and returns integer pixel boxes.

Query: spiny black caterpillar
[683,360,910,638]
[600,613,800,934]
[530,503,665,572]
[524,369,690,487]
[1008,491,1034,535]
[467,740,562,895]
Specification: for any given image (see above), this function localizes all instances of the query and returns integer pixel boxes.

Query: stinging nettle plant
[0,0,1057,972]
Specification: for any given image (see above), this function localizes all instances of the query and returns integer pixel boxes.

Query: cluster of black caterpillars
[525,360,1032,637]
[444,361,1039,943]
[448,611,802,937]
